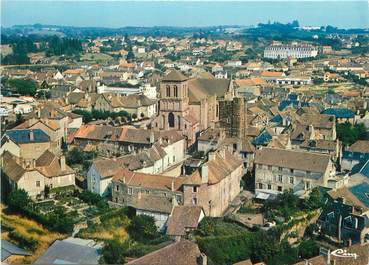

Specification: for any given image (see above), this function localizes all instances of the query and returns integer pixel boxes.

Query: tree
[304,188,323,210]
[6,78,37,96]
[100,239,126,264]
[66,147,85,165]
[128,215,157,242]
[7,189,31,212]
[298,239,319,260]
[312,78,324,85]
[337,122,368,146]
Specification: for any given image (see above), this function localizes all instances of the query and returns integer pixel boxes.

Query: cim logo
[331,248,359,260]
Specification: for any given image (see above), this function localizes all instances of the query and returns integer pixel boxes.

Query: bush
[7,189,76,234]
[128,215,158,242]
[100,239,126,264]
[9,230,38,251]
[78,191,109,210]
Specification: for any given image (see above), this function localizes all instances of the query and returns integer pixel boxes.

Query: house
[112,149,243,223]
[234,78,268,97]
[342,140,369,171]
[289,114,337,146]
[322,108,355,123]
[35,238,101,265]
[316,183,369,246]
[126,240,207,265]
[300,139,341,163]
[94,93,157,118]
[197,128,226,153]
[118,94,157,119]
[1,240,31,263]
[182,149,244,217]
[1,129,51,162]
[166,205,205,239]
[74,124,185,159]
[254,148,335,199]
[111,168,184,230]
[1,150,75,198]
[87,140,180,196]
[14,119,65,154]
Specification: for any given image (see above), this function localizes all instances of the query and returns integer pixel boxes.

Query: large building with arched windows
[152,70,200,146]
[152,70,234,147]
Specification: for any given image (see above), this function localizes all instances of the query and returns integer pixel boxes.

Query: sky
[2,1,369,29]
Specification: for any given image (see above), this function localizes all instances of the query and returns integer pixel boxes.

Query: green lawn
[81,53,113,63]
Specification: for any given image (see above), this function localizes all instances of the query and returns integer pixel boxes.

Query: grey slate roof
[34,240,100,264]
[1,240,30,262]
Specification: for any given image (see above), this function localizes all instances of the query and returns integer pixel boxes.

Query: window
[193,186,198,193]
[168,112,175,128]
[277,186,282,192]
[36,181,40,187]
[116,185,119,191]
[268,184,272,190]
[278,167,283,171]
[268,165,272,170]
[258,183,263,189]
[290,168,294,173]
[115,197,118,203]
[192,198,198,205]
[145,190,150,194]
[305,181,311,190]
[278,175,283,182]
[128,188,132,195]
[174,85,178,97]
[289,177,294,184]
[166,85,170,97]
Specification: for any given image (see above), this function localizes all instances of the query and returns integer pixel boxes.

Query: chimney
[172,195,178,206]
[31,159,36,169]
[326,249,331,265]
[60,155,66,171]
[171,179,175,191]
[196,253,207,265]
[150,131,155,144]
[29,130,34,142]
[208,151,216,161]
[37,109,41,118]
[338,214,342,243]
[201,164,208,184]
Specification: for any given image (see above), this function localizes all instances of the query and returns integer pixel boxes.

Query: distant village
[1,25,369,265]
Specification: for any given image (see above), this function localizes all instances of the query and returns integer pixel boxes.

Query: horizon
[2,1,369,30]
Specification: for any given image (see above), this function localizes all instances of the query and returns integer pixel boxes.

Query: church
[152,70,234,146]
